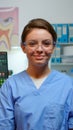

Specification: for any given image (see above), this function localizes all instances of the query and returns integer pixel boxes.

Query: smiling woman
[21,28,55,69]
[0,18,73,130]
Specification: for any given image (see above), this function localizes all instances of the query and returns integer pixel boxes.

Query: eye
[42,40,52,46]
[28,41,37,47]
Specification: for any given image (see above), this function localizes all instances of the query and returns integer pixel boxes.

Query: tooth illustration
[0,17,14,50]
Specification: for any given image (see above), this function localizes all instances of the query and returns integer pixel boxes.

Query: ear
[21,45,26,53]
[52,45,56,54]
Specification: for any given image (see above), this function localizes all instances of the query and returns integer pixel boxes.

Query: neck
[26,65,51,78]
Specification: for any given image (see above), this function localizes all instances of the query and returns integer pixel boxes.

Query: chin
[34,62,48,67]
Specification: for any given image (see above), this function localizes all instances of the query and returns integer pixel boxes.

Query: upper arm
[0,80,15,130]
[68,87,73,130]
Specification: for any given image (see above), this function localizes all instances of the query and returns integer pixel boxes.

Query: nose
[36,43,43,51]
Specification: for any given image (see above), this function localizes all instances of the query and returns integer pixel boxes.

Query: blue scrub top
[0,70,73,130]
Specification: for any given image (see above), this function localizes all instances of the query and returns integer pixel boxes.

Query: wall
[0,0,73,74]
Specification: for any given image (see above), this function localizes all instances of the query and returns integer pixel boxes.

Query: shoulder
[52,70,73,86]
[53,70,72,79]
[0,70,26,90]
[7,70,26,81]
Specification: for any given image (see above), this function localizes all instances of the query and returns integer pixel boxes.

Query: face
[21,29,55,67]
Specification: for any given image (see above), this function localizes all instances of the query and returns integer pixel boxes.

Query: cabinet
[51,43,73,77]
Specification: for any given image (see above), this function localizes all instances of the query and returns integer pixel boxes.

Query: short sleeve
[68,87,73,129]
[0,80,15,130]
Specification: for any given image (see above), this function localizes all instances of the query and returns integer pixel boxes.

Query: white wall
[0,0,73,74]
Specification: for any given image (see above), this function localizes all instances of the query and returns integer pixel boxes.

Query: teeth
[0,21,14,50]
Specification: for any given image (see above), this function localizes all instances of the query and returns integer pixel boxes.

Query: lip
[33,55,45,60]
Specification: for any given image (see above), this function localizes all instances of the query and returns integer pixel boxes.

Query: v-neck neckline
[23,70,56,91]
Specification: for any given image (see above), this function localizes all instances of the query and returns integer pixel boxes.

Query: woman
[0,18,73,130]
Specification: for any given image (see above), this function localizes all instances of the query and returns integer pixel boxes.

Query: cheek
[46,48,54,55]
[25,47,33,54]
[26,49,35,57]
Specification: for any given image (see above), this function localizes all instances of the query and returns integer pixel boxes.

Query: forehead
[25,28,53,41]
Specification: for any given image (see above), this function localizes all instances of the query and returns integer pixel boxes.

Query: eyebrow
[26,39,53,42]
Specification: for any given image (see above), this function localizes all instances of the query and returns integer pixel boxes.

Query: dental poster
[0,7,19,50]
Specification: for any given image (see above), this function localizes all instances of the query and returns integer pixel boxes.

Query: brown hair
[21,18,57,45]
